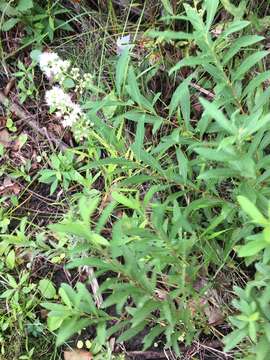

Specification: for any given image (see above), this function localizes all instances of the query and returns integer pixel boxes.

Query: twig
[194,340,233,358]
[124,350,170,359]
[189,81,215,99]
[0,91,68,151]
[175,74,215,99]
[82,265,103,308]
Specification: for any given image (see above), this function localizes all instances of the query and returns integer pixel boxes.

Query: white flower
[45,86,84,128]
[70,67,80,80]
[62,103,83,127]
[39,52,70,81]
[116,34,131,55]
[45,86,73,109]
[41,52,89,130]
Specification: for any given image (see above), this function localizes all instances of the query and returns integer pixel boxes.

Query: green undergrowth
[1,0,270,359]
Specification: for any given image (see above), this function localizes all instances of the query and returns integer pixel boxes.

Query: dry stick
[175,74,215,99]
[189,81,215,99]
[83,266,103,308]
[124,351,172,359]
[0,91,67,151]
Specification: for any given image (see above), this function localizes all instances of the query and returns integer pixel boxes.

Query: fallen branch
[0,91,68,151]
[124,351,169,359]
[189,81,215,99]
[83,265,103,308]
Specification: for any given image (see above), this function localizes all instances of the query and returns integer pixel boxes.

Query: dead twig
[124,350,171,359]
[0,91,68,151]
[189,81,215,99]
[82,266,103,308]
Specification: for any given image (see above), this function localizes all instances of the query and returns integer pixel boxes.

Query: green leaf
[184,3,205,32]
[221,20,250,37]
[123,111,163,131]
[89,232,109,247]
[147,30,193,41]
[232,51,269,82]
[176,148,188,182]
[220,0,246,19]
[255,336,270,360]
[97,321,106,345]
[241,114,270,138]
[237,196,268,225]
[49,222,109,247]
[198,168,238,180]
[95,200,117,234]
[17,0,33,12]
[133,117,145,161]
[200,98,237,134]
[2,18,19,31]
[248,321,257,342]
[132,146,166,177]
[56,317,92,346]
[229,156,256,179]
[59,287,73,308]
[222,35,264,65]
[50,221,88,237]
[237,239,266,257]
[0,2,18,16]
[50,179,58,195]
[107,321,129,338]
[111,191,141,211]
[169,56,211,74]
[242,71,270,98]
[47,316,64,332]
[169,74,193,130]
[38,279,56,299]
[6,250,15,269]
[143,325,164,350]
[223,328,247,351]
[76,283,97,315]
[127,67,153,112]
[160,0,174,15]
[66,258,111,270]
[116,47,130,96]
[62,78,75,89]
[132,300,158,327]
[117,322,147,343]
[30,49,42,62]
[78,195,100,225]
[194,147,236,162]
[101,289,131,309]
[205,0,219,31]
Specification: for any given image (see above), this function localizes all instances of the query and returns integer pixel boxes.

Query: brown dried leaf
[0,116,6,127]
[0,129,11,147]
[4,78,16,96]
[47,122,64,137]
[204,305,224,325]
[0,177,21,195]
[64,350,93,360]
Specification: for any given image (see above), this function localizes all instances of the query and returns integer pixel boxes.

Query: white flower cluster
[39,52,70,83]
[45,86,85,128]
[39,52,93,91]
[38,52,90,133]
[75,73,93,95]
